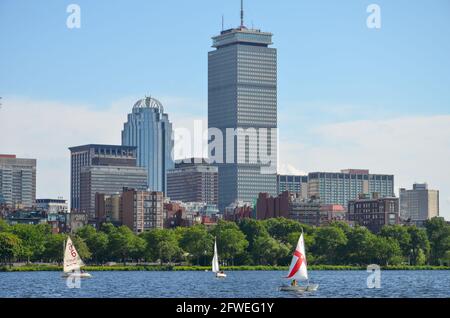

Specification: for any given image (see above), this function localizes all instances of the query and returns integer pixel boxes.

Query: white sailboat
[61,236,91,278]
[212,238,226,278]
[280,232,318,292]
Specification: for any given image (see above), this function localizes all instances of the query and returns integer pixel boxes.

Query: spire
[240,0,244,27]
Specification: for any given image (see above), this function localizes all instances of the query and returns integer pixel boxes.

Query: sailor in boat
[291,279,298,287]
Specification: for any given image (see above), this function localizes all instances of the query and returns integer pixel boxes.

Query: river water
[0,270,449,298]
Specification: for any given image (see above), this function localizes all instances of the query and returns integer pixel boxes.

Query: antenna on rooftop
[240,0,244,27]
[222,14,224,31]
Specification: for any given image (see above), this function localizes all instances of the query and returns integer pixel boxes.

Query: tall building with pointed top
[122,97,174,193]
[208,2,278,211]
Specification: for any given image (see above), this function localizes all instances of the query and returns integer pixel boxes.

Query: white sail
[212,238,220,273]
[63,237,85,273]
[286,233,308,281]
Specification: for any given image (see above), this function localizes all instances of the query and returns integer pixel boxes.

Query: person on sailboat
[291,279,298,287]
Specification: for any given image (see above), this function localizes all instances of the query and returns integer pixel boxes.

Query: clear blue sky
[1,0,450,217]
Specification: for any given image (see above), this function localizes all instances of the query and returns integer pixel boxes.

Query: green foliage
[313,226,347,264]
[141,229,182,264]
[76,225,109,263]
[252,234,290,265]
[107,226,145,263]
[425,217,450,265]
[212,220,249,265]
[262,218,310,243]
[179,225,214,265]
[0,232,23,264]
[1,216,450,267]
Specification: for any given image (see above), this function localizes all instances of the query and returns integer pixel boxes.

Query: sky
[0,0,449,218]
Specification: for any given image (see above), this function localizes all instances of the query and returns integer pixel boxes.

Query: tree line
[1,217,450,266]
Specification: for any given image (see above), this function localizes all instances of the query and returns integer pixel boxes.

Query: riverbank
[1,264,450,272]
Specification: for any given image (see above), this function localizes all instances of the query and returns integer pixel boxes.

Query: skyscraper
[0,154,36,208]
[400,183,439,225]
[122,97,174,193]
[208,2,277,211]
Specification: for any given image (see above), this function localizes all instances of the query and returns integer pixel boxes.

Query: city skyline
[0,0,449,218]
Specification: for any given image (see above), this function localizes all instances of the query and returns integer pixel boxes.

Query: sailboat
[212,238,226,278]
[280,232,318,292]
[61,236,92,278]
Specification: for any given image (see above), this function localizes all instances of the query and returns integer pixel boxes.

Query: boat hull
[215,273,227,278]
[61,272,92,278]
[280,284,319,292]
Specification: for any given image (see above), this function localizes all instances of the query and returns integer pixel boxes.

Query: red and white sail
[286,233,308,281]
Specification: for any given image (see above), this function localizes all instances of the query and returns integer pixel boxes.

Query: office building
[308,169,394,207]
[208,3,278,211]
[80,165,147,219]
[0,154,36,208]
[348,193,399,233]
[400,183,439,225]
[277,174,308,198]
[122,97,174,193]
[167,158,218,205]
[69,144,140,212]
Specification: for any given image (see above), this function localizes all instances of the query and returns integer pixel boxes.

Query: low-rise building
[36,198,68,214]
[347,193,399,233]
[320,204,347,226]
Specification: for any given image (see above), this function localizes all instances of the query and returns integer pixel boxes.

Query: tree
[380,225,411,262]
[10,224,51,262]
[313,226,348,264]
[0,232,23,265]
[344,226,375,265]
[211,221,248,265]
[0,219,10,232]
[252,234,290,265]
[263,218,312,243]
[407,226,430,265]
[107,226,141,263]
[141,229,181,264]
[77,225,109,263]
[43,233,66,263]
[425,217,450,264]
[369,236,403,266]
[238,219,269,250]
[179,225,213,265]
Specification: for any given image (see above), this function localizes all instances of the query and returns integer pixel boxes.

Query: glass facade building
[208,24,278,211]
[122,97,174,193]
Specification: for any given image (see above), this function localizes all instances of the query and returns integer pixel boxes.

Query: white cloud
[279,115,450,219]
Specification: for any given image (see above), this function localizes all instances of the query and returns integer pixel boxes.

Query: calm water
[0,271,449,298]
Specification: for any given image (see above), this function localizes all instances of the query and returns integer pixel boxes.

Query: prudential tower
[208,1,278,211]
